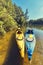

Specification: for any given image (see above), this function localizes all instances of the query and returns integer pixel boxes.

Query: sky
[12,0,43,20]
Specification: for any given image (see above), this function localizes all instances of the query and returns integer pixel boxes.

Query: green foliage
[0,0,28,36]
[0,21,6,36]
[3,15,17,31]
[13,3,26,26]
[28,18,43,30]
[0,0,17,33]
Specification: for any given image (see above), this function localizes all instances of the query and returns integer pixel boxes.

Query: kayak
[25,28,36,61]
[16,28,25,58]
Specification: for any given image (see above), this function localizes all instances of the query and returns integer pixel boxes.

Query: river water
[33,28,43,55]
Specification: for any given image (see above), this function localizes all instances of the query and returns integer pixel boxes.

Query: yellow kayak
[16,29,25,58]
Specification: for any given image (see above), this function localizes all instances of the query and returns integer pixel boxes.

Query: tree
[25,9,29,21]
[0,0,27,34]
[24,9,29,26]
[0,0,17,32]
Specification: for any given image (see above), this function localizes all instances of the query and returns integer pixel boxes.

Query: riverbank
[0,28,43,65]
